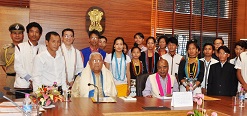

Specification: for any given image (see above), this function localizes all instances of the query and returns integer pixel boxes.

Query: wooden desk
[40,96,246,116]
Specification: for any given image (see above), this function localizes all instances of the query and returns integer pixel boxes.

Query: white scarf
[72,63,117,97]
[61,43,77,82]
[110,53,126,82]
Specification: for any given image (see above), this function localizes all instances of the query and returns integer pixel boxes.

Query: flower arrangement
[187,94,217,116]
[31,86,63,107]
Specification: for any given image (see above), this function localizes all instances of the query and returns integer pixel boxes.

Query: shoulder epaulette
[2,44,12,50]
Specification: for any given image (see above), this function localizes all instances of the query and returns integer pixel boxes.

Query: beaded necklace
[184,57,200,81]
[131,60,142,76]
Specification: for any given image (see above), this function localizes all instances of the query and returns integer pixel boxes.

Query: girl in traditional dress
[130,46,145,79]
[157,35,168,56]
[104,37,131,97]
[140,36,159,74]
[178,39,204,95]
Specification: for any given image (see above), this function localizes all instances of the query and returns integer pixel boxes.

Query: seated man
[71,52,117,98]
[142,59,179,98]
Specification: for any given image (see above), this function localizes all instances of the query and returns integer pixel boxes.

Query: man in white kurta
[14,22,46,98]
[235,51,247,98]
[161,37,183,77]
[32,31,67,92]
[60,28,84,87]
[71,52,117,98]
[142,59,179,98]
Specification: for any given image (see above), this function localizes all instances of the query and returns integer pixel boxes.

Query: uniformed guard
[0,23,25,99]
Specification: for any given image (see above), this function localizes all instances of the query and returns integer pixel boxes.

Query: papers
[157,96,172,100]
[91,97,116,103]
[0,102,45,112]
[171,92,193,107]
[119,96,137,101]
[0,102,22,107]
[0,107,21,112]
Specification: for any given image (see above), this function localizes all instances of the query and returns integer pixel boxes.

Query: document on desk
[0,102,22,107]
[119,96,137,101]
[157,96,172,100]
[0,107,21,112]
[171,92,193,107]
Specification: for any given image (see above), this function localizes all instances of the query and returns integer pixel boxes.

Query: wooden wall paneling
[0,0,29,8]
[236,0,247,41]
[0,6,29,46]
[29,0,152,53]
[0,6,29,92]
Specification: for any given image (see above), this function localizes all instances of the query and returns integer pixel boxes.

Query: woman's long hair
[111,37,126,60]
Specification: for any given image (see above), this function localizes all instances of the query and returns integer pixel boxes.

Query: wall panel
[236,0,247,40]
[30,0,152,53]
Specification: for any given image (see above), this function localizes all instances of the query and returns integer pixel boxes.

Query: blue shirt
[80,47,106,67]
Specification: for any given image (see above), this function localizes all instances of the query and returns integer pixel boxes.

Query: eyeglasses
[64,35,74,39]
[90,37,98,40]
[92,59,102,63]
[218,52,228,55]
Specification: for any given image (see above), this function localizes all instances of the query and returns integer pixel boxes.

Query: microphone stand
[96,86,99,104]
[88,83,99,103]
[1,94,28,116]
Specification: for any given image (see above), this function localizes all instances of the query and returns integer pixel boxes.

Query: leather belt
[6,73,16,76]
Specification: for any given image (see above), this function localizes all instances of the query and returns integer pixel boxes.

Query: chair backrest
[136,73,150,96]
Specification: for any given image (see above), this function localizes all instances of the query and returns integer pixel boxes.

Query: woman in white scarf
[104,37,131,97]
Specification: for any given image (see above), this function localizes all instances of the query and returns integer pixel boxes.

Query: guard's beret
[9,23,25,32]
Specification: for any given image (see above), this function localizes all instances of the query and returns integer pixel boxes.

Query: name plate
[171,92,193,107]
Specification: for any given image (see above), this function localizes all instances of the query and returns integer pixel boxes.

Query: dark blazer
[207,62,238,96]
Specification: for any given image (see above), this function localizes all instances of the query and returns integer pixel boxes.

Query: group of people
[1,22,247,100]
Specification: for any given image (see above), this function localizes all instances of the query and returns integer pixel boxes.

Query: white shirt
[161,53,183,77]
[14,41,46,88]
[60,43,84,82]
[32,49,67,91]
[230,57,238,65]
[235,52,247,95]
[199,57,218,89]
[104,53,131,85]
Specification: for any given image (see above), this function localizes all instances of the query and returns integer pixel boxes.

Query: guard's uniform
[0,23,25,99]
[0,43,16,89]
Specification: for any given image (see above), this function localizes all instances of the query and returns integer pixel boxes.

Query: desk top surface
[39,96,246,116]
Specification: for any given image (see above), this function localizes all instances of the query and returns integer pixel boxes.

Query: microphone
[88,83,99,103]
[4,87,29,95]
[0,92,28,116]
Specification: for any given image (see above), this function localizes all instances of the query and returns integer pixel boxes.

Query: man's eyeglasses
[92,59,102,63]
[90,37,99,40]
[218,52,228,55]
[64,35,74,39]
